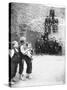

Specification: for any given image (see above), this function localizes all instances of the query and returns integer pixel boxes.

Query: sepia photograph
[9,2,65,87]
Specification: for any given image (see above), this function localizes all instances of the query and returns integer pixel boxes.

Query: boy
[9,41,21,86]
[20,38,33,80]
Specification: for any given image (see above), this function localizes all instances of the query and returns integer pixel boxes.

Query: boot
[19,74,26,80]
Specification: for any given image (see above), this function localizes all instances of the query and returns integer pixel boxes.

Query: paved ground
[12,55,65,87]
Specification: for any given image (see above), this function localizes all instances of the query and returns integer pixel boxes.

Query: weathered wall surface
[10,3,65,54]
